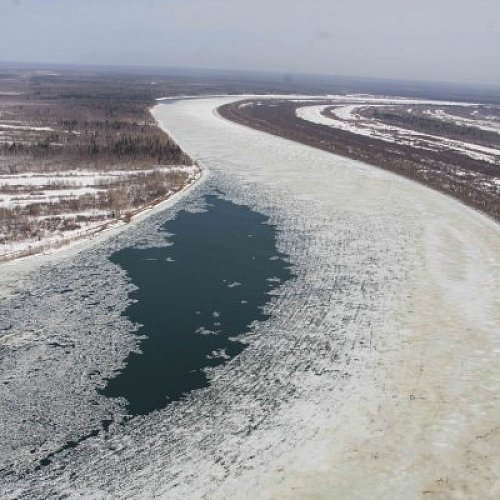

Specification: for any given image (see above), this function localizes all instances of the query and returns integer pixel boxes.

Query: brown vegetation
[0,69,199,259]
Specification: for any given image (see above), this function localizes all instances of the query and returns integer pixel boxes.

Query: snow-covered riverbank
[0,165,201,263]
[0,166,204,300]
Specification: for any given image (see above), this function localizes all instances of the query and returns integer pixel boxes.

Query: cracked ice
[0,97,416,498]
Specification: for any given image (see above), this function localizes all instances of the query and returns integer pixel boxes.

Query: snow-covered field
[0,165,199,260]
[0,167,195,188]
[296,98,500,165]
[0,96,499,498]
[425,107,500,134]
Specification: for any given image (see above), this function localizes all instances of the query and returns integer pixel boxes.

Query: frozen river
[1,96,499,498]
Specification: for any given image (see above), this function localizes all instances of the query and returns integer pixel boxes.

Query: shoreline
[0,102,206,299]
[0,164,207,301]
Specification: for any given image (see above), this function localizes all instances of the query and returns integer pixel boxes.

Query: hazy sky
[1,0,499,86]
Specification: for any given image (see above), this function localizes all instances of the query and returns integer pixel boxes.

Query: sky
[0,0,499,86]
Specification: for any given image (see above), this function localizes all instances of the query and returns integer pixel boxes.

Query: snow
[0,165,200,259]
[0,123,54,132]
[426,108,500,134]
[0,187,102,208]
[0,219,109,255]
[0,166,197,188]
[296,101,500,165]
[0,96,499,499]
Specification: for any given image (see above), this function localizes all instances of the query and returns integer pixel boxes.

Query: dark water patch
[101,195,293,416]
[33,419,113,472]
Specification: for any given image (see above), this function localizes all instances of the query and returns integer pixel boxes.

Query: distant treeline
[2,124,190,166]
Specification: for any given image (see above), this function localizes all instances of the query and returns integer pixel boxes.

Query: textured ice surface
[1,97,415,498]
